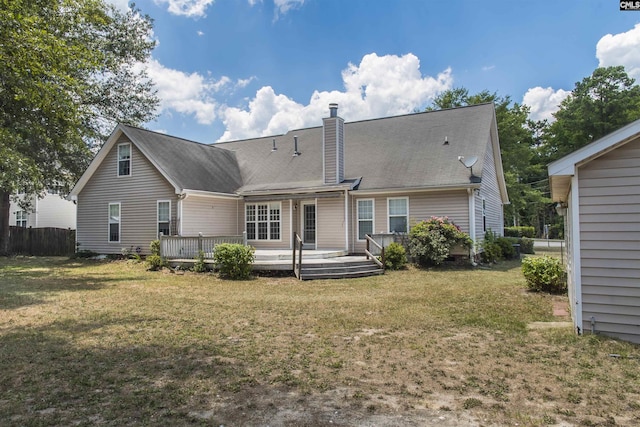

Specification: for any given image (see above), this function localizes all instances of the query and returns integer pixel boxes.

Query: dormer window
[118,143,131,176]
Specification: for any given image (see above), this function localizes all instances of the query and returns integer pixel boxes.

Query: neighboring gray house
[549,118,640,344]
[70,103,509,256]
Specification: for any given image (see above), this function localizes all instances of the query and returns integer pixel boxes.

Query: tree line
[428,66,640,237]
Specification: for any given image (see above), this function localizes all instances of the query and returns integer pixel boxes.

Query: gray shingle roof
[120,103,496,195]
[218,103,495,193]
[120,125,243,194]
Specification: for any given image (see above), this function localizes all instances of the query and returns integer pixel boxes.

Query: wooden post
[365,234,370,260]
[292,231,296,272]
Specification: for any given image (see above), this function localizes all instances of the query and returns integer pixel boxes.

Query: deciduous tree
[0,0,158,254]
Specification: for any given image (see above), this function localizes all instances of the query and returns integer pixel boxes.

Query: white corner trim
[570,173,583,334]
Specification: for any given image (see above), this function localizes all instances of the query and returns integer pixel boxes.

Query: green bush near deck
[384,242,407,270]
[213,244,255,279]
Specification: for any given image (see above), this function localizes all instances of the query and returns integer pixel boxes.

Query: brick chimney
[323,103,344,184]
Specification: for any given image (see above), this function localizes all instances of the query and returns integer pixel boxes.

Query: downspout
[177,192,187,235]
[344,190,349,252]
[571,173,583,335]
[289,199,293,250]
[468,188,476,262]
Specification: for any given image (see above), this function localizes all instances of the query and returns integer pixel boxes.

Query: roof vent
[329,103,338,118]
[443,136,449,145]
[271,138,277,152]
[292,135,300,157]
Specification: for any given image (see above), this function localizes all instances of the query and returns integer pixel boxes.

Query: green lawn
[0,256,638,426]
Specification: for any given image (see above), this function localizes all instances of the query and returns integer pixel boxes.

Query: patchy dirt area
[188,386,481,426]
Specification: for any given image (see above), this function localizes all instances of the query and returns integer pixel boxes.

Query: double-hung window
[357,199,374,240]
[388,197,408,233]
[108,203,120,242]
[118,143,131,176]
[246,203,280,240]
[158,201,171,236]
[16,211,28,228]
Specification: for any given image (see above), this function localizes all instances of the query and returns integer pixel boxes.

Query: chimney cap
[329,103,338,118]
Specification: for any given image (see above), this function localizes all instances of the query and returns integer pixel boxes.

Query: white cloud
[217,53,453,141]
[154,0,215,18]
[143,60,257,125]
[237,76,256,88]
[144,59,218,124]
[274,0,305,15]
[482,65,495,71]
[596,23,640,81]
[197,30,204,36]
[522,86,571,122]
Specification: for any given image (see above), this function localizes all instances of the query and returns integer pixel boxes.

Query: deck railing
[365,234,385,270]
[292,232,303,279]
[159,232,247,259]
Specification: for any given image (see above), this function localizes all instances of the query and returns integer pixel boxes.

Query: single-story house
[549,118,640,344]
[10,190,76,229]
[69,103,509,256]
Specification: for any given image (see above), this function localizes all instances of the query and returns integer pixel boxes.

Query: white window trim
[117,143,132,177]
[108,202,121,243]
[356,198,375,242]
[387,196,409,233]
[157,200,171,237]
[16,211,28,228]
[245,202,282,242]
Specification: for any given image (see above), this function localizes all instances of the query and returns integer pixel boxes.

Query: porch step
[299,259,383,280]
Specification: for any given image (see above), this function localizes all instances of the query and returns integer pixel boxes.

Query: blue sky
[112,0,640,144]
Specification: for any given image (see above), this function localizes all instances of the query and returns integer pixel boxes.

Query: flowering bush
[409,217,472,267]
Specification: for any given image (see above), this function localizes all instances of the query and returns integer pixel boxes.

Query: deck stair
[299,258,383,280]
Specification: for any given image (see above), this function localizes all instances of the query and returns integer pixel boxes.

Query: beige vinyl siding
[351,190,469,253]
[317,196,346,250]
[324,120,337,184]
[76,135,178,255]
[578,138,640,343]
[477,133,504,241]
[244,200,291,250]
[181,196,241,236]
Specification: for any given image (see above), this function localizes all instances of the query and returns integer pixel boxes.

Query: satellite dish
[458,156,478,168]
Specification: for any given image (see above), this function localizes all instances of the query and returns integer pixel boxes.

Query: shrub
[522,256,566,294]
[519,237,535,254]
[213,244,255,280]
[480,230,502,263]
[496,236,517,259]
[193,250,207,273]
[409,217,472,267]
[384,242,407,270]
[146,254,166,271]
[504,226,535,238]
[150,239,161,256]
[73,249,98,259]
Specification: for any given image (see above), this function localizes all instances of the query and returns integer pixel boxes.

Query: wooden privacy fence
[160,233,247,259]
[9,227,76,256]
